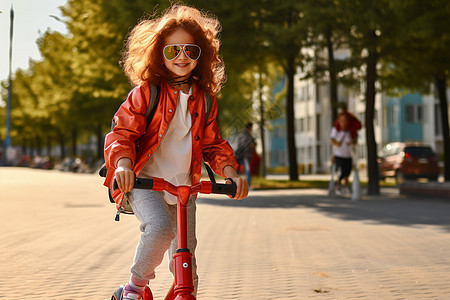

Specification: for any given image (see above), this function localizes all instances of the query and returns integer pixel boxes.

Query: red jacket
[103,80,238,192]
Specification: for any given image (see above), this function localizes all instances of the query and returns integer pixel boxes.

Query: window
[405,104,423,123]
[316,114,321,137]
[309,84,314,100]
[297,148,304,163]
[382,106,389,127]
[300,87,306,101]
[297,118,304,132]
[295,119,302,132]
[278,150,286,164]
[307,116,312,132]
[434,104,442,135]
[316,145,321,168]
[295,89,301,102]
[391,104,399,125]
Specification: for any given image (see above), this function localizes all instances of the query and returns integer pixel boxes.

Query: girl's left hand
[226,176,248,200]
[223,165,249,199]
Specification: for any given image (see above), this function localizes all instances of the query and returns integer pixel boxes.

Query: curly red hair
[334,110,362,140]
[121,4,226,95]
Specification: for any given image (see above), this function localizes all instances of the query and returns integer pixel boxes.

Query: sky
[0,0,68,92]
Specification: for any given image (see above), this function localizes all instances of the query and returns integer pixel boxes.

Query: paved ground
[1,167,450,299]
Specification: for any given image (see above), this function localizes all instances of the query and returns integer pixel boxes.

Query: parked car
[377,142,439,183]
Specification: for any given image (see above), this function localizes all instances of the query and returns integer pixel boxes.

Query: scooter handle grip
[211,180,236,198]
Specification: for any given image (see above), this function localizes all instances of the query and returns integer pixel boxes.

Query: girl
[330,111,360,194]
[103,4,248,300]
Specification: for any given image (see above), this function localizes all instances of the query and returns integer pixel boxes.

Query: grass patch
[251,176,397,190]
[251,177,329,190]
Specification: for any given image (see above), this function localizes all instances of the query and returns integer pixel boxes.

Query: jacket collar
[161,79,200,96]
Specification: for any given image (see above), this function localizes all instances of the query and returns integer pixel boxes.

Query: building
[264,74,449,174]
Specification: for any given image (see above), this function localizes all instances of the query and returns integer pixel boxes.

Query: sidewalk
[267,172,450,199]
[265,172,368,181]
[1,168,450,299]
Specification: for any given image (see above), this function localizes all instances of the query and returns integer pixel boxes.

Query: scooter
[111,176,236,300]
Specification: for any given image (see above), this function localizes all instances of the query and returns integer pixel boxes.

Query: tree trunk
[23,140,29,156]
[326,25,338,122]
[435,74,450,181]
[365,33,380,195]
[71,128,77,157]
[258,71,266,177]
[36,136,42,156]
[286,56,299,181]
[46,136,52,157]
[59,132,66,160]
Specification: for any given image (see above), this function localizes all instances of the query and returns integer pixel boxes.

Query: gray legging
[128,189,198,292]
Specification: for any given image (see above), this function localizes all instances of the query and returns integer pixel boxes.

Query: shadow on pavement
[197,189,450,232]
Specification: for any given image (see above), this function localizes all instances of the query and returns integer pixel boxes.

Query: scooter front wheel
[111,285,124,300]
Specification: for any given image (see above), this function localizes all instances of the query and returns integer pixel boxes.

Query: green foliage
[381,0,450,92]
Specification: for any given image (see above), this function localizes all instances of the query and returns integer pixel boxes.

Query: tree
[4,31,72,159]
[299,0,351,122]
[36,31,79,158]
[60,0,132,158]
[258,1,308,180]
[382,0,450,181]
[214,1,284,177]
[336,0,398,195]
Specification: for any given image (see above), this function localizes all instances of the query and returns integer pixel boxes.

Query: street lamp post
[3,3,14,165]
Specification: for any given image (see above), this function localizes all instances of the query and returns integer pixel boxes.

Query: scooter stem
[168,186,195,299]
[177,186,191,250]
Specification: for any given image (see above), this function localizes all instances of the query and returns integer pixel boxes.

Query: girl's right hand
[114,158,135,193]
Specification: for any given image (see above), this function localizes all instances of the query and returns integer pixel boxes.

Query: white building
[264,67,449,174]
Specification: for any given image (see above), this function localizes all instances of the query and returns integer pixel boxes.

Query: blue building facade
[388,93,423,142]
[267,76,287,168]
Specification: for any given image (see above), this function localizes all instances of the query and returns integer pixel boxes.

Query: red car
[377,142,440,183]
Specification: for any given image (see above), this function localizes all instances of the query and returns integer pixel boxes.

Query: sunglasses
[163,44,201,61]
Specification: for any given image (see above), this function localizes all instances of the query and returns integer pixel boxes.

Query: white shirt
[330,127,353,158]
[140,87,193,205]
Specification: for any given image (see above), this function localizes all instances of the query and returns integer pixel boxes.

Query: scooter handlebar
[113,177,237,198]
[112,177,153,191]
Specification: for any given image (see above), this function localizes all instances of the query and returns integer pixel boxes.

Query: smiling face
[163,28,199,79]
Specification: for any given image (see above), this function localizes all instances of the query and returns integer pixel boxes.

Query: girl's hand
[223,165,249,200]
[226,176,248,200]
[114,158,135,193]
[331,138,342,147]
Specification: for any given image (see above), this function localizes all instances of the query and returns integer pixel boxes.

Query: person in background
[235,122,256,187]
[330,111,360,194]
